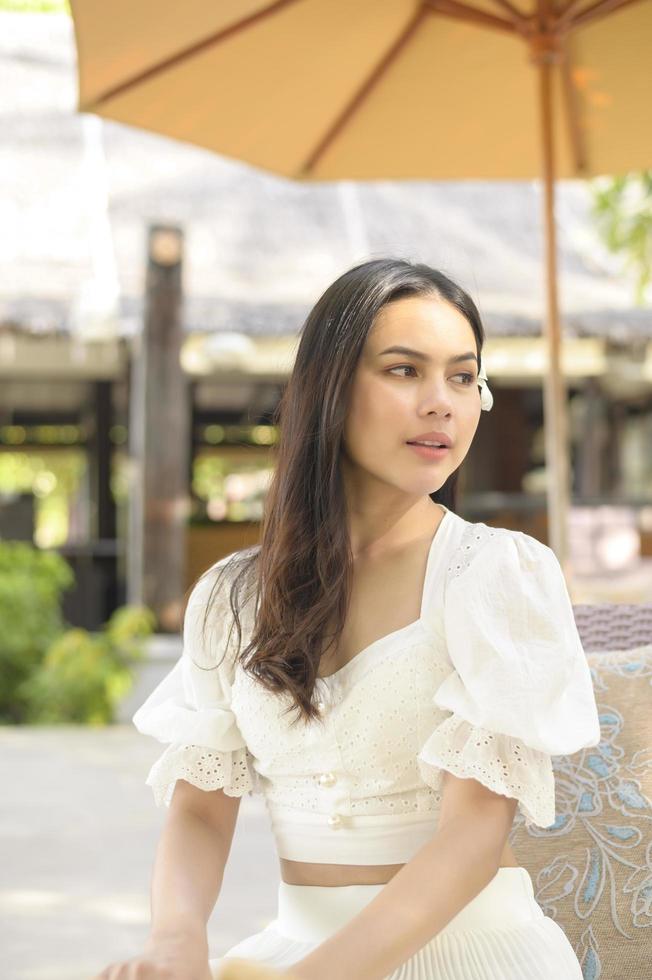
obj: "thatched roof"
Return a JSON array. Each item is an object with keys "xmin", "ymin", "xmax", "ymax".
[{"xmin": 1, "ymin": 11, "xmax": 649, "ymax": 343}]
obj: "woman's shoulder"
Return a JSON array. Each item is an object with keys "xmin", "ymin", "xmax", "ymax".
[
  {"xmin": 184, "ymin": 545, "xmax": 260, "ymax": 663},
  {"xmin": 444, "ymin": 511, "xmax": 556, "ymax": 583},
  {"xmin": 187, "ymin": 544, "xmax": 260, "ymax": 607}
]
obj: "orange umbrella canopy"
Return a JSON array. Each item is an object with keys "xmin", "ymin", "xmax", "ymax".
[
  {"xmin": 70, "ymin": 0, "xmax": 652, "ymax": 565},
  {"xmin": 72, "ymin": 0, "xmax": 651, "ymax": 181}
]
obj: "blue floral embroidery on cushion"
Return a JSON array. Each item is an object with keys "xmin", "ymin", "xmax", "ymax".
[{"xmin": 578, "ymin": 927, "xmax": 602, "ymax": 980}]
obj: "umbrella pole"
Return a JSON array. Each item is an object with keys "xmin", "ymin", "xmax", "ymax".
[{"xmin": 537, "ymin": 52, "xmax": 571, "ymax": 574}]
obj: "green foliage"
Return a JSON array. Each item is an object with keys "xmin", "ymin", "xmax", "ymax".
[
  {"xmin": 0, "ymin": 449, "xmax": 87, "ymax": 548},
  {"xmin": 18, "ymin": 605, "xmax": 156, "ymax": 725},
  {"xmin": 590, "ymin": 171, "xmax": 652, "ymax": 305},
  {"xmin": 0, "ymin": 540, "xmax": 156, "ymax": 725},
  {"xmin": 0, "ymin": 1, "xmax": 71, "ymax": 12},
  {"xmin": 0, "ymin": 541, "xmax": 74, "ymax": 722}
]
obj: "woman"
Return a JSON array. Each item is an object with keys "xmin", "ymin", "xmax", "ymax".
[{"xmin": 98, "ymin": 259, "xmax": 600, "ymax": 980}]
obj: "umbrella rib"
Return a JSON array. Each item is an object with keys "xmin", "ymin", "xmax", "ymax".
[
  {"xmin": 81, "ymin": 0, "xmax": 304, "ymax": 109},
  {"xmin": 479, "ymin": 0, "xmax": 530, "ymax": 24},
  {"xmin": 559, "ymin": 35, "xmax": 588, "ymax": 175},
  {"xmin": 556, "ymin": 0, "xmax": 589, "ymax": 17},
  {"xmin": 423, "ymin": 0, "xmax": 521, "ymax": 34},
  {"xmin": 299, "ymin": 4, "xmax": 431, "ymax": 176},
  {"xmin": 558, "ymin": 0, "xmax": 645, "ymax": 30},
  {"xmin": 299, "ymin": 0, "xmax": 520, "ymax": 176}
]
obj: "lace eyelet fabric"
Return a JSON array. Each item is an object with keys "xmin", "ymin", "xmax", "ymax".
[
  {"xmin": 145, "ymin": 743, "xmax": 259, "ymax": 807},
  {"xmin": 417, "ymin": 714, "xmax": 556, "ymax": 828},
  {"xmin": 232, "ymin": 643, "xmax": 448, "ymax": 824},
  {"xmin": 445, "ymin": 521, "xmax": 499, "ymax": 580}
]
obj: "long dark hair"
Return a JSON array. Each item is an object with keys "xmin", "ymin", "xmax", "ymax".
[{"xmin": 198, "ymin": 258, "xmax": 486, "ymax": 725}]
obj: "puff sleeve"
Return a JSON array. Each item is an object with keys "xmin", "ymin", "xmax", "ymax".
[
  {"xmin": 132, "ymin": 554, "xmax": 259, "ymax": 807},
  {"xmin": 417, "ymin": 527, "xmax": 601, "ymax": 828}
]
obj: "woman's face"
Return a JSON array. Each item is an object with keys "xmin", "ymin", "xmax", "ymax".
[{"xmin": 341, "ymin": 294, "xmax": 482, "ymax": 498}]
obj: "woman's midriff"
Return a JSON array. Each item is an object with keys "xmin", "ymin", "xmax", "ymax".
[{"xmin": 280, "ymin": 841, "xmax": 520, "ymax": 886}]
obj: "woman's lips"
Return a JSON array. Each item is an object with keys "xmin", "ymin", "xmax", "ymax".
[{"xmin": 406, "ymin": 443, "xmax": 450, "ymax": 461}]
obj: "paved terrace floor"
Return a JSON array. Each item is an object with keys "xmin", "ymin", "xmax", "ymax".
[{"xmin": 1, "ymin": 725, "xmax": 280, "ymax": 980}]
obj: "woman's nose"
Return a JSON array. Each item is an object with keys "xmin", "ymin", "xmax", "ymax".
[{"xmin": 419, "ymin": 381, "xmax": 453, "ymax": 416}]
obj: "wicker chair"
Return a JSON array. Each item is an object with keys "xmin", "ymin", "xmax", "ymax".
[
  {"xmin": 508, "ymin": 601, "xmax": 652, "ymax": 980},
  {"xmin": 572, "ymin": 602, "xmax": 652, "ymax": 652}
]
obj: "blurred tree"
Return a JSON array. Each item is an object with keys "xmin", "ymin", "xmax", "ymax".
[
  {"xmin": 591, "ymin": 170, "xmax": 652, "ymax": 305},
  {"xmin": 19, "ymin": 605, "xmax": 156, "ymax": 725},
  {"xmin": 0, "ymin": 542, "xmax": 73, "ymax": 722}
]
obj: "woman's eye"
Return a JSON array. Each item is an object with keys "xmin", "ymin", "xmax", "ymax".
[
  {"xmin": 388, "ymin": 367, "xmax": 476, "ymax": 384},
  {"xmin": 387, "ymin": 365, "xmax": 417, "ymax": 377}
]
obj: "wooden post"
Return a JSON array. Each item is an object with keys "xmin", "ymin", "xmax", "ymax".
[
  {"xmin": 535, "ymin": 10, "xmax": 571, "ymax": 572},
  {"xmin": 576, "ymin": 378, "xmax": 607, "ymax": 499},
  {"xmin": 127, "ymin": 225, "xmax": 189, "ymax": 630},
  {"xmin": 88, "ymin": 379, "xmax": 118, "ymax": 620},
  {"xmin": 92, "ymin": 380, "xmax": 116, "ymax": 542}
]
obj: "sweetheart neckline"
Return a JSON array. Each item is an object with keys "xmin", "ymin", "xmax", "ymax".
[{"xmin": 316, "ymin": 506, "xmax": 454, "ymax": 683}]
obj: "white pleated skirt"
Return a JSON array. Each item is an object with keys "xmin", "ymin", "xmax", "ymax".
[{"xmin": 209, "ymin": 867, "xmax": 583, "ymax": 979}]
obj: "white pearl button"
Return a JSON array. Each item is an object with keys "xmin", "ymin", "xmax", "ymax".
[
  {"xmin": 327, "ymin": 814, "xmax": 342, "ymax": 828},
  {"xmin": 318, "ymin": 771, "xmax": 337, "ymax": 787},
  {"xmin": 315, "ymin": 700, "xmax": 327, "ymax": 713}
]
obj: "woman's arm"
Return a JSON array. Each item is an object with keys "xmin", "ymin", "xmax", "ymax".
[
  {"xmin": 93, "ymin": 781, "xmax": 242, "ymax": 979},
  {"xmin": 289, "ymin": 773, "xmax": 518, "ymax": 980},
  {"xmin": 148, "ymin": 779, "xmax": 242, "ymax": 943}
]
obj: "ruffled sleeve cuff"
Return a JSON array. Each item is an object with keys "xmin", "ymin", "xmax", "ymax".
[
  {"xmin": 144, "ymin": 743, "xmax": 259, "ymax": 808},
  {"xmin": 417, "ymin": 713, "xmax": 556, "ymax": 828},
  {"xmin": 133, "ymin": 660, "xmax": 261, "ymax": 807}
]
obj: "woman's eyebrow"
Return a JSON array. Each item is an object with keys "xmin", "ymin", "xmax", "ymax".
[{"xmin": 377, "ymin": 346, "xmax": 478, "ymax": 366}]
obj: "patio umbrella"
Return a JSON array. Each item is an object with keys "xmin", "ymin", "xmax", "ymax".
[{"xmin": 70, "ymin": 0, "xmax": 652, "ymax": 568}]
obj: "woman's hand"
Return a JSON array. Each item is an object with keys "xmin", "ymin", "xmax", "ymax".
[
  {"xmin": 92, "ymin": 931, "xmax": 213, "ymax": 979},
  {"xmin": 215, "ymin": 959, "xmax": 303, "ymax": 980}
]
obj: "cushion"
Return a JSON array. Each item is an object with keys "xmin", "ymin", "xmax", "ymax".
[{"xmin": 510, "ymin": 644, "xmax": 652, "ymax": 980}]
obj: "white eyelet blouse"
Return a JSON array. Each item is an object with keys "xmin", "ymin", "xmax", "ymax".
[{"xmin": 132, "ymin": 507, "xmax": 601, "ymax": 865}]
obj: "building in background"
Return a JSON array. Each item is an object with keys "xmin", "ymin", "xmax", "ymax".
[{"xmin": 1, "ymin": 11, "xmax": 651, "ymax": 627}]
